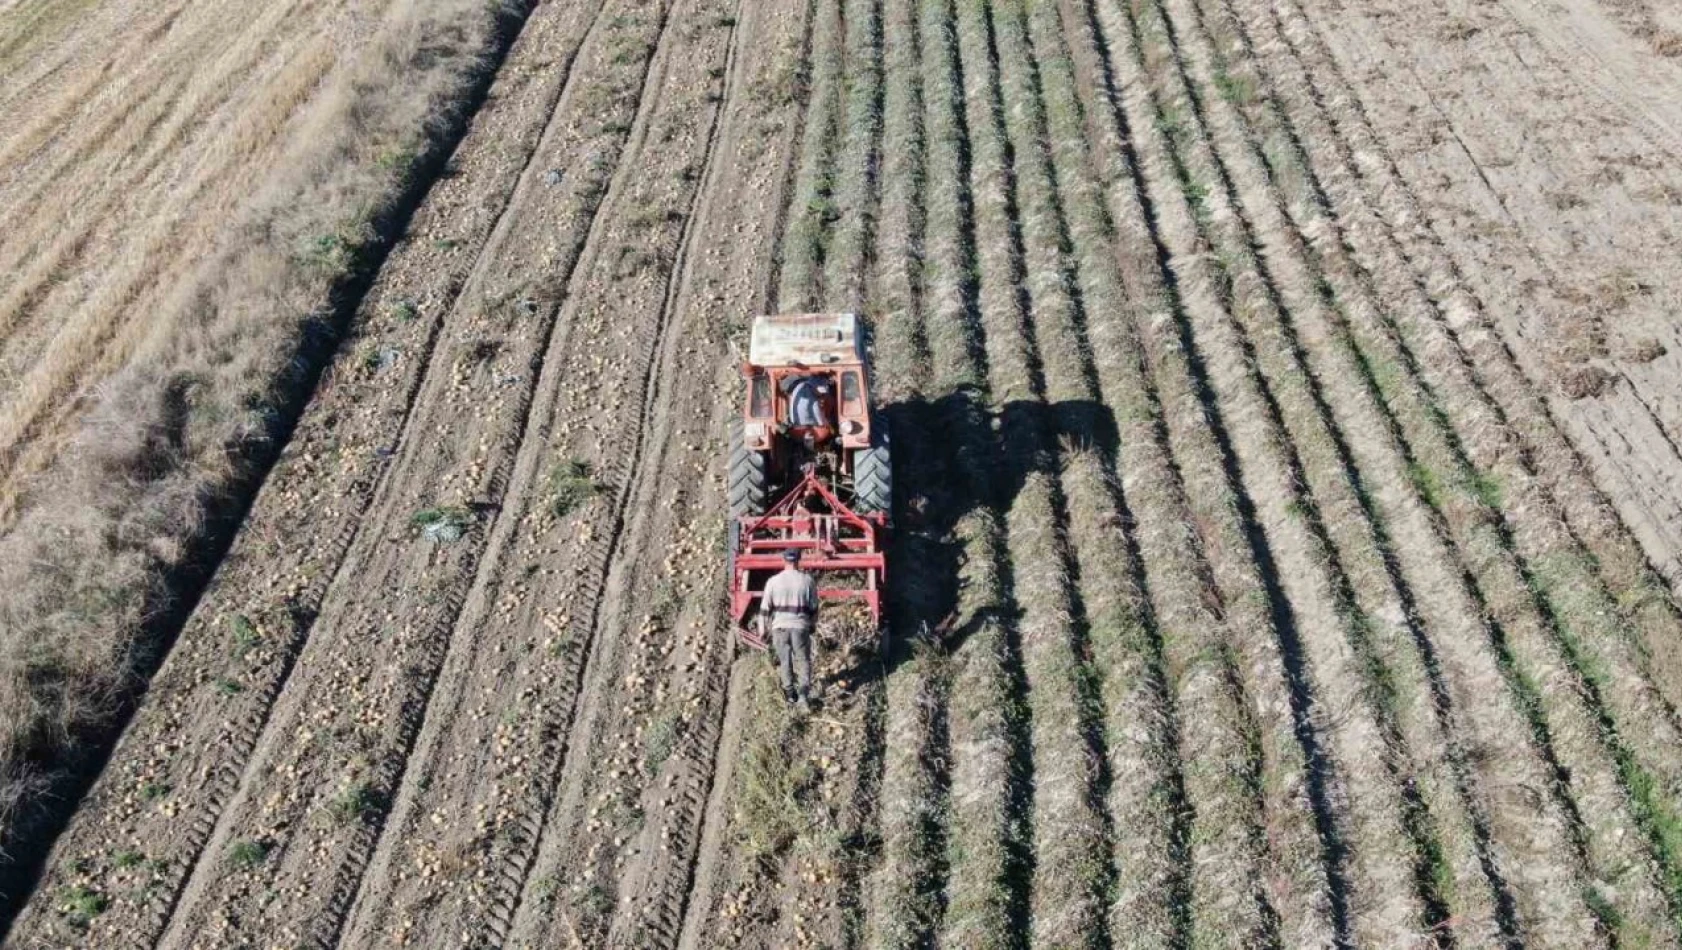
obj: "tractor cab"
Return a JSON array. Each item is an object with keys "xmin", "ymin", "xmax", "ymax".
[
  {"xmin": 740, "ymin": 314, "xmax": 876, "ymax": 457},
  {"xmin": 728, "ymin": 314, "xmax": 891, "ymax": 649}
]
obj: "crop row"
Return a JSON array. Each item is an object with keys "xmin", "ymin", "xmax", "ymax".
[{"xmin": 843, "ymin": 0, "xmax": 1682, "ymax": 947}]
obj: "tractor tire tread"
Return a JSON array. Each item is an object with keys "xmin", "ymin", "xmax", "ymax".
[
  {"xmin": 853, "ymin": 421, "xmax": 892, "ymax": 516},
  {"xmin": 728, "ymin": 423, "xmax": 768, "ymax": 518}
]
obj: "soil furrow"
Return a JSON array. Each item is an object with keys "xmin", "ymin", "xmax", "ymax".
[
  {"xmin": 137, "ymin": 4, "xmax": 684, "ymax": 945},
  {"xmin": 1058, "ymin": 0, "xmax": 1295, "ymax": 944},
  {"xmin": 1084, "ymin": 0, "xmax": 1355, "ymax": 944},
  {"xmin": 1031, "ymin": 2, "xmax": 1193, "ymax": 944},
  {"xmin": 1202, "ymin": 0, "xmax": 1682, "ymax": 935},
  {"xmin": 982, "ymin": 3, "xmax": 1136, "ymax": 945},
  {"xmin": 1287, "ymin": 0, "xmax": 1682, "ymax": 601},
  {"xmin": 1190, "ymin": 0, "xmax": 1659, "ymax": 941},
  {"xmin": 1156, "ymin": 0, "xmax": 1525, "ymax": 942},
  {"xmin": 334, "ymin": 3, "xmax": 745, "ymax": 946},
  {"xmin": 937, "ymin": 1, "xmax": 1049, "ymax": 944},
  {"xmin": 776, "ymin": 0, "xmax": 848, "ymax": 312},
  {"xmin": 822, "ymin": 0, "xmax": 884, "ymax": 312},
  {"xmin": 1206, "ymin": 0, "xmax": 1682, "ymax": 939},
  {"xmin": 1222, "ymin": 0, "xmax": 1682, "ymax": 918},
  {"xmin": 860, "ymin": 0, "xmax": 965, "ymax": 942},
  {"xmin": 1143, "ymin": 0, "xmax": 1547, "ymax": 934},
  {"xmin": 1264, "ymin": 0, "xmax": 1682, "ymax": 735},
  {"xmin": 666, "ymin": 7, "xmax": 822, "ymax": 947},
  {"xmin": 0, "ymin": 1, "xmax": 612, "ymax": 941},
  {"xmin": 1124, "ymin": 0, "xmax": 1463, "ymax": 939},
  {"xmin": 837, "ymin": 0, "xmax": 922, "ymax": 942},
  {"xmin": 819, "ymin": 1, "xmax": 892, "ymax": 928},
  {"xmin": 582, "ymin": 6, "xmax": 799, "ymax": 942}
]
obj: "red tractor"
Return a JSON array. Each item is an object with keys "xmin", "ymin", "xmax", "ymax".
[{"xmin": 727, "ymin": 313, "xmax": 891, "ymax": 649}]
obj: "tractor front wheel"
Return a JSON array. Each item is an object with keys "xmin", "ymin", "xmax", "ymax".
[
  {"xmin": 728, "ymin": 423, "xmax": 768, "ymax": 518},
  {"xmin": 852, "ymin": 420, "xmax": 892, "ymax": 518}
]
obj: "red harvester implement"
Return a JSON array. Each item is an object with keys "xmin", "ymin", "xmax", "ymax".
[{"xmin": 726, "ymin": 313, "xmax": 892, "ymax": 649}]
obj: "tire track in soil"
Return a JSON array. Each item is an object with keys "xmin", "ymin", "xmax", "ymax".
[
  {"xmin": 548, "ymin": 3, "xmax": 810, "ymax": 941},
  {"xmin": 134, "ymin": 3, "xmax": 682, "ymax": 945},
  {"xmin": 671, "ymin": 0, "xmax": 904, "ymax": 945},
  {"xmin": 1, "ymin": 1, "xmax": 610, "ymax": 943},
  {"xmin": 667, "ymin": 6, "xmax": 822, "ymax": 949},
  {"xmin": 330, "ymin": 1, "xmax": 747, "ymax": 944},
  {"xmin": 511, "ymin": 2, "xmax": 757, "ymax": 936}
]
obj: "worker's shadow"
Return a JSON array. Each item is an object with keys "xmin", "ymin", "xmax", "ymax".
[{"xmin": 841, "ymin": 388, "xmax": 1125, "ymax": 684}]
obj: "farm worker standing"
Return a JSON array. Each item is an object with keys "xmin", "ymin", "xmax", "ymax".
[{"xmin": 762, "ymin": 548, "xmax": 818, "ymax": 710}]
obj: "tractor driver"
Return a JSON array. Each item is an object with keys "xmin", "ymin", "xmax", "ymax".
[
  {"xmin": 762, "ymin": 548, "xmax": 818, "ymax": 711},
  {"xmin": 781, "ymin": 374, "xmax": 831, "ymax": 429}
]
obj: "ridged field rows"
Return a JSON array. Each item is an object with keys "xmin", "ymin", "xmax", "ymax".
[
  {"xmin": 823, "ymin": 0, "xmax": 883, "ymax": 312},
  {"xmin": 988, "ymin": 0, "xmax": 1145, "ymax": 944},
  {"xmin": 1131, "ymin": 0, "xmax": 1523, "ymax": 942},
  {"xmin": 1177, "ymin": 0, "xmax": 1682, "ymax": 941},
  {"xmin": 1026, "ymin": 2, "xmax": 1198, "ymax": 939},
  {"xmin": 1077, "ymin": 0, "xmax": 1361, "ymax": 944},
  {"xmin": 1036, "ymin": 1, "xmax": 1281, "ymax": 946},
  {"xmin": 860, "ymin": 0, "xmax": 950, "ymax": 943},
  {"xmin": 21, "ymin": 0, "xmax": 1682, "ymax": 942},
  {"xmin": 0, "ymin": 0, "xmax": 369, "ymax": 508},
  {"xmin": 819, "ymin": 0, "xmax": 892, "ymax": 940},
  {"xmin": 1144, "ymin": 0, "xmax": 1682, "ymax": 940},
  {"xmin": 1115, "ymin": 0, "xmax": 1521, "ymax": 940},
  {"xmin": 777, "ymin": 0, "xmax": 846, "ymax": 312},
  {"xmin": 937, "ymin": 0, "xmax": 1052, "ymax": 943},
  {"xmin": 1206, "ymin": 0, "xmax": 1682, "ymax": 929},
  {"xmin": 862, "ymin": 0, "xmax": 963, "ymax": 942}
]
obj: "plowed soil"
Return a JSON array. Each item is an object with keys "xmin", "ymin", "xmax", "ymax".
[{"xmin": 10, "ymin": 0, "xmax": 1682, "ymax": 946}]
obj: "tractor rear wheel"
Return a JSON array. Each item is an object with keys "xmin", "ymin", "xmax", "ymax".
[
  {"xmin": 852, "ymin": 420, "xmax": 892, "ymax": 517},
  {"xmin": 728, "ymin": 423, "xmax": 768, "ymax": 518}
]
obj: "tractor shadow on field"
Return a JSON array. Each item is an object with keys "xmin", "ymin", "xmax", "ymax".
[
  {"xmin": 869, "ymin": 384, "xmax": 1356, "ymax": 943},
  {"xmin": 870, "ymin": 390, "xmax": 1124, "ymax": 670},
  {"xmin": 821, "ymin": 390, "xmax": 1128, "ymax": 940}
]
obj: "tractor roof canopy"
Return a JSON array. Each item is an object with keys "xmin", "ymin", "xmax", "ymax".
[{"xmin": 748, "ymin": 313, "xmax": 865, "ymax": 368}]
